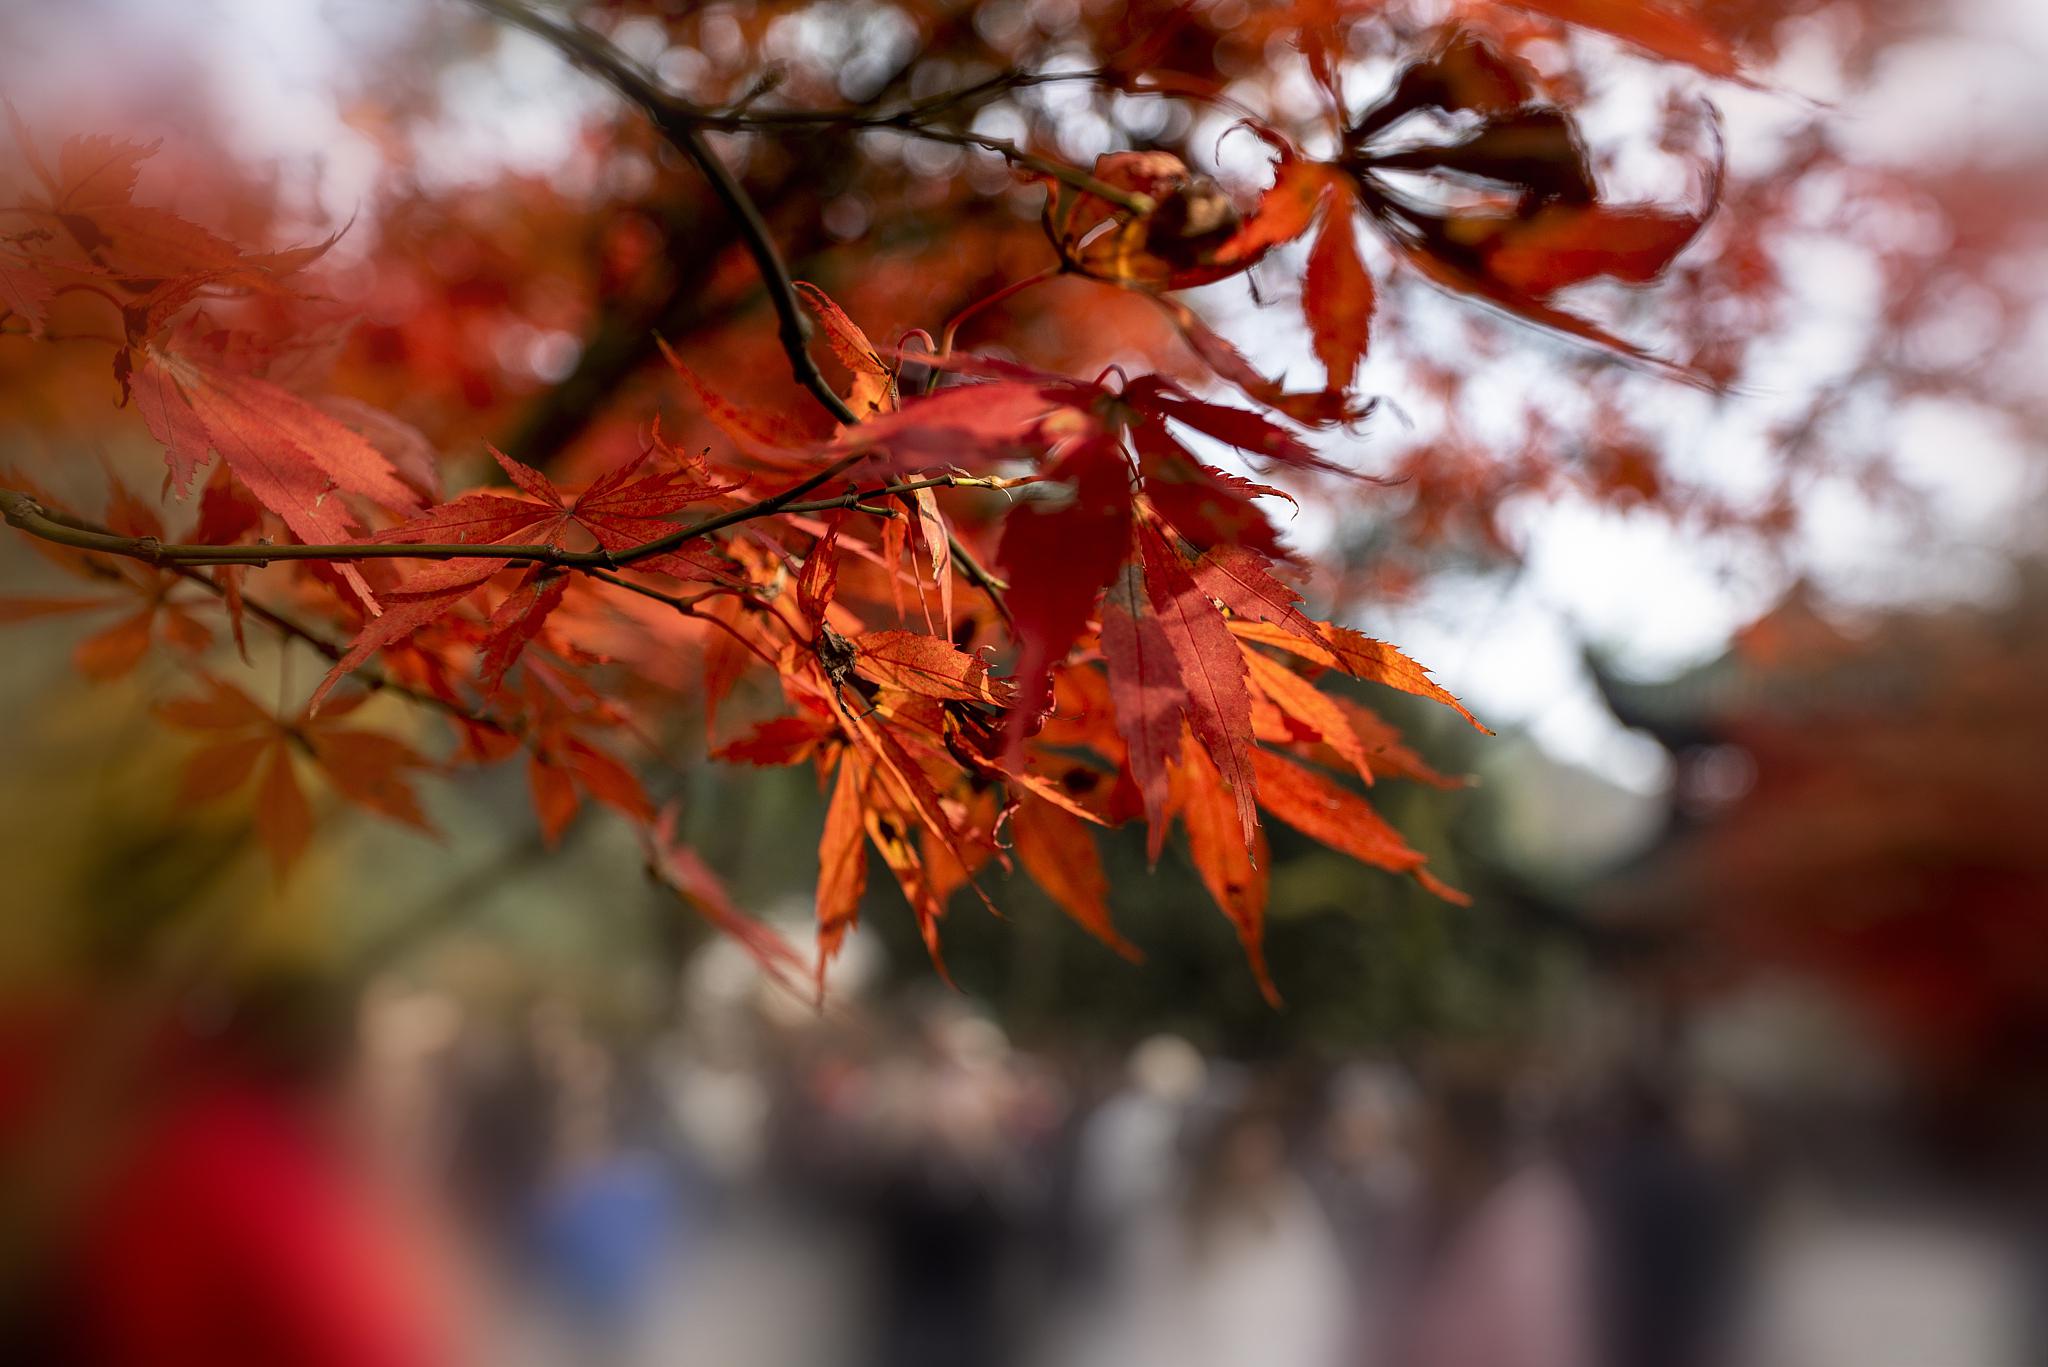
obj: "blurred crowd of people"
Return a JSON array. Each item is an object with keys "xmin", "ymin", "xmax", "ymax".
[
  {"xmin": 343, "ymin": 951, "xmax": 1823, "ymax": 1367},
  {"xmin": 12, "ymin": 937, "xmax": 2036, "ymax": 1367}
]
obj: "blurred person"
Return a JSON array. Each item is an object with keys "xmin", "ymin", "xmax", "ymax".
[
  {"xmin": 350, "ymin": 982, "xmax": 466, "ymax": 1200},
  {"xmin": 1402, "ymin": 1069, "xmax": 1755, "ymax": 1367},
  {"xmin": 0, "ymin": 977, "xmax": 456, "ymax": 1367},
  {"xmin": 1307, "ymin": 1064, "xmax": 1425, "ymax": 1364},
  {"xmin": 1079, "ymin": 1103, "xmax": 1349, "ymax": 1367},
  {"xmin": 1069, "ymin": 1034, "xmax": 1207, "ymax": 1269},
  {"xmin": 443, "ymin": 1007, "xmax": 552, "ymax": 1254},
  {"xmin": 1570, "ymin": 1074, "xmax": 1752, "ymax": 1367},
  {"xmin": 655, "ymin": 1010, "xmax": 772, "ymax": 1193},
  {"xmin": 864, "ymin": 1002, "xmax": 1034, "ymax": 1367},
  {"xmin": 520, "ymin": 1006, "xmax": 680, "ymax": 1367},
  {"xmin": 1403, "ymin": 1152, "xmax": 1596, "ymax": 1367}
]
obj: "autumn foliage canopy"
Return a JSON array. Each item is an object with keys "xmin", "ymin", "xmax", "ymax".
[{"xmin": 0, "ymin": 0, "xmax": 1800, "ymax": 998}]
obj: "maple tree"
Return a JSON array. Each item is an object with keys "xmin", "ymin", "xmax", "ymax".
[
  {"xmin": 0, "ymin": 0, "xmax": 2013, "ymax": 1003},
  {"xmin": 1598, "ymin": 581, "xmax": 2048, "ymax": 1087}
]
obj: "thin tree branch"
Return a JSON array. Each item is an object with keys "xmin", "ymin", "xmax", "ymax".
[
  {"xmin": 469, "ymin": 1, "xmax": 1152, "ymax": 216},
  {"xmin": 163, "ymin": 564, "xmax": 510, "ymax": 733},
  {"xmin": 946, "ymin": 531, "xmax": 1014, "ymax": 628},
  {"xmin": 470, "ymin": 0, "xmax": 861, "ymax": 425},
  {"xmin": 2, "ymin": 468, "xmax": 1027, "ymax": 576},
  {"xmin": 588, "ymin": 571, "xmax": 787, "ymax": 671},
  {"xmin": 0, "ymin": 493, "xmax": 517, "ymax": 731},
  {"xmin": 669, "ymin": 117, "xmax": 858, "ymax": 425},
  {"xmin": 467, "ymin": 0, "xmax": 1149, "ymax": 613},
  {"xmin": 939, "ymin": 265, "xmax": 1063, "ymax": 358},
  {"xmin": 713, "ymin": 68, "xmax": 1114, "ymax": 129},
  {"xmin": 494, "ymin": 11, "xmax": 977, "ymax": 471}
]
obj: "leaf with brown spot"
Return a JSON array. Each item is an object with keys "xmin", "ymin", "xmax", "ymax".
[{"xmin": 855, "ymin": 629, "xmax": 1014, "ymax": 706}]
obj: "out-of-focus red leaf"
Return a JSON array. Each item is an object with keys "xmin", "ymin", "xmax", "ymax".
[
  {"xmin": 0, "ymin": 255, "xmax": 53, "ymax": 334},
  {"xmin": 477, "ymin": 571, "xmax": 566, "ymax": 691},
  {"xmin": 304, "ymin": 729, "xmax": 437, "ymax": 832},
  {"xmin": 1503, "ymin": 0, "xmax": 1747, "ymax": 80},
  {"xmin": 1475, "ymin": 202, "xmax": 1710, "ymax": 297},
  {"xmin": 701, "ymin": 595, "xmax": 754, "ymax": 736},
  {"xmin": 1350, "ymin": 29, "xmax": 1541, "ymax": 142},
  {"xmin": 1157, "ymin": 297, "xmax": 1367, "ymax": 428},
  {"xmin": 0, "ymin": 597, "xmax": 108, "ymax": 623},
  {"xmin": 647, "ymin": 807, "xmax": 809, "ymax": 994},
  {"xmin": 528, "ymin": 735, "xmax": 652, "ymax": 847},
  {"xmin": 714, "ymin": 714, "xmax": 834, "ymax": 766},
  {"xmin": 74, "ymin": 610, "xmax": 157, "ymax": 679},
  {"xmin": 659, "ymin": 340, "xmax": 814, "ymax": 460},
  {"xmin": 256, "ymin": 747, "xmax": 313, "ymax": 878},
  {"xmin": 1304, "ymin": 207, "xmax": 1374, "ymax": 390},
  {"xmin": 157, "ymin": 676, "xmax": 436, "ymax": 876}
]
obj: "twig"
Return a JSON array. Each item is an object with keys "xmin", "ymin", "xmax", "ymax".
[
  {"xmin": 716, "ymin": 69, "xmax": 1113, "ymax": 129},
  {"xmin": 886, "ymin": 126, "xmax": 1148, "ymax": 210},
  {"xmin": 470, "ymin": 0, "xmax": 860, "ymax": 425},
  {"xmin": 0, "ymin": 495, "xmax": 514, "ymax": 730},
  {"xmin": 0, "ymin": 466, "xmax": 1032, "ymax": 577},
  {"xmin": 163, "ymin": 564, "xmax": 509, "ymax": 733},
  {"xmin": 493, "ymin": 15, "xmax": 974, "ymax": 471},
  {"xmin": 939, "ymin": 266, "xmax": 1062, "ymax": 358},
  {"xmin": 469, "ymin": 1, "xmax": 1152, "ymax": 222},
  {"xmin": 946, "ymin": 531, "xmax": 1014, "ymax": 628}
]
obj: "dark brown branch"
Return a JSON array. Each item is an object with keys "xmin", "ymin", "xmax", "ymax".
[
  {"xmin": 0, "ymin": 467, "xmax": 1031, "ymax": 574},
  {"xmin": 162, "ymin": 568, "xmax": 512, "ymax": 734},
  {"xmin": 470, "ymin": 0, "xmax": 861, "ymax": 426},
  {"xmin": 469, "ymin": 1, "xmax": 1151, "ymax": 215},
  {"xmin": 668, "ymin": 117, "xmax": 858, "ymax": 425},
  {"xmin": 493, "ymin": 8, "xmax": 977, "ymax": 470},
  {"xmin": 945, "ymin": 531, "xmax": 1015, "ymax": 629},
  {"xmin": 709, "ymin": 68, "xmax": 1113, "ymax": 129},
  {"xmin": 0, "ymin": 496, "xmax": 515, "ymax": 732},
  {"xmin": 496, "ymin": 169, "xmax": 820, "ymax": 470}
]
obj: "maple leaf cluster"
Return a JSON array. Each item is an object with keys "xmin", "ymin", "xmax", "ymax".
[{"xmin": 0, "ymin": 0, "xmax": 1775, "ymax": 1000}]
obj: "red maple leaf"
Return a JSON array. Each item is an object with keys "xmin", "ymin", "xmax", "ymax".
[{"xmin": 156, "ymin": 676, "xmax": 437, "ymax": 877}]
